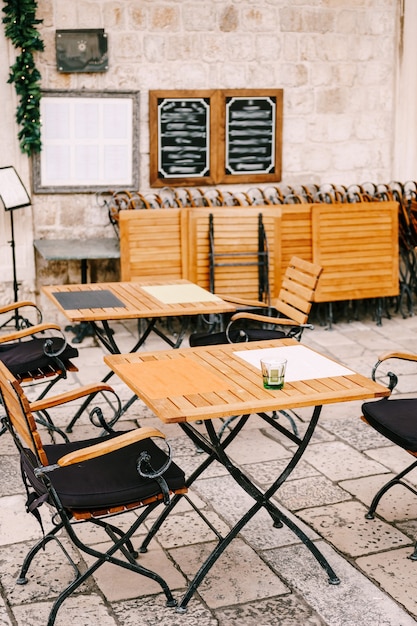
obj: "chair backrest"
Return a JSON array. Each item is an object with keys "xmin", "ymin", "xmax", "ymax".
[
  {"xmin": 0, "ymin": 360, "xmax": 48, "ymax": 465},
  {"xmin": 273, "ymin": 256, "xmax": 322, "ymax": 324}
]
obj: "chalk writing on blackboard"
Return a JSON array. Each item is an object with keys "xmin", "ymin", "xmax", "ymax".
[
  {"xmin": 157, "ymin": 98, "xmax": 210, "ymax": 178},
  {"xmin": 225, "ymin": 97, "xmax": 276, "ymax": 175}
]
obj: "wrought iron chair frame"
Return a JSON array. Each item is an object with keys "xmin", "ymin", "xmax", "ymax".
[
  {"xmin": 362, "ymin": 350, "xmax": 417, "ymax": 559},
  {"xmin": 0, "ymin": 360, "xmax": 187, "ymax": 625}
]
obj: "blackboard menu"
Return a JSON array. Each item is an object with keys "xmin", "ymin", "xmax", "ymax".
[
  {"xmin": 225, "ymin": 96, "xmax": 276, "ymax": 175},
  {"xmin": 149, "ymin": 89, "xmax": 283, "ymax": 187},
  {"xmin": 157, "ymin": 97, "xmax": 210, "ymax": 179}
]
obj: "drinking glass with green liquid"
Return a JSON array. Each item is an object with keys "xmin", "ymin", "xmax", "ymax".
[{"xmin": 260, "ymin": 358, "xmax": 287, "ymax": 389}]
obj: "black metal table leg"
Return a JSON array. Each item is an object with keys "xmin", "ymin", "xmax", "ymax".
[
  {"xmin": 139, "ymin": 404, "xmax": 340, "ymax": 613},
  {"xmin": 176, "ymin": 406, "xmax": 339, "ymax": 612}
]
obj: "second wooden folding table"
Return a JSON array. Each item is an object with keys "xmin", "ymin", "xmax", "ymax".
[
  {"xmin": 42, "ymin": 279, "xmax": 236, "ymax": 430},
  {"xmin": 42, "ymin": 279, "xmax": 236, "ymax": 353}
]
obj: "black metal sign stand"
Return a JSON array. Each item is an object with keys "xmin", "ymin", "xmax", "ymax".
[{"xmin": 0, "ymin": 166, "xmax": 32, "ymax": 330}]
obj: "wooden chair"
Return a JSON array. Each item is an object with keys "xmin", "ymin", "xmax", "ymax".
[
  {"xmin": 0, "ymin": 302, "xmax": 80, "ymax": 437},
  {"xmin": 362, "ymin": 351, "xmax": 417, "ymax": 559},
  {"xmin": 0, "ymin": 302, "xmax": 79, "ymax": 386},
  {"xmin": 189, "ymin": 256, "xmax": 322, "ymax": 346},
  {"xmin": 0, "ymin": 360, "xmax": 187, "ymax": 626}
]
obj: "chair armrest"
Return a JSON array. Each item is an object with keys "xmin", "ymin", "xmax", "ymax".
[
  {"xmin": 0, "ymin": 323, "xmax": 62, "ymax": 344},
  {"xmin": 57, "ymin": 427, "xmax": 166, "ymax": 467},
  {"xmin": 0, "ymin": 301, "xmax": 42, "ymax": 327},
  {"xmin": 30, "ymin": 383, "xmax": 115, "ymax": 412},
  {"xmin": 371, "ymin": 351, "xmax": 417, "ymax": 391},
  {"xmin": 215, "ymin": 294, "xmax": 269, "ymax": 308},
  {"xmin": 0, "ymin": 300, "xmax": 38, "ymax": 315},
  {"xmin": 376, "ymin": 351, "xmax": 417, "ymax": 363},
  {"xmin": 230, "ymin": 312, "xmax": 300, "ymax": 326}
]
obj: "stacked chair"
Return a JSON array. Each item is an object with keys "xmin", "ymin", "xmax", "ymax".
[{"xmin": 99, "ymin": 179, "xmax": 417, "ymax": 322}]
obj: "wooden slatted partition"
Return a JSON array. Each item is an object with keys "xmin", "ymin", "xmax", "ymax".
[
  {"xmin": 280, "ymin": 205, "xmax": 314, "ymax": 275},
  {"xmin": 118, "ymin": 201, "xmax": 399, "ymax": 308},
  {"xmin": 119, "ymin": 209, "xmax": 188, "ymax": 281},
  {"xmin": 187, "ymin": 207, "xmax": 282, "ymax": 300},
  {"xmin": 311, "ymin": 201, "xmax": 399, "ymax": 302}
]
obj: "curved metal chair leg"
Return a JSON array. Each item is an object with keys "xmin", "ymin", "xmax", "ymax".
[
  {"xmin": 46, "ymin": 550, "xmax": 177, "ymax": 626},
  {"xmin": 365, "ymin": 459, "xmax": 417, "ymax": 519},
  {"xmin": 17, "ymin": 522, "xmax": 80, "ymax": 585},
  {"xmin": 408, "ymin": 543, "xmax": 417, "ymax": 561}
]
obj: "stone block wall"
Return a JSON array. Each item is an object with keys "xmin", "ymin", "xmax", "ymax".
[
  {"xmin": 0, "ymin": 0, "xmax": 403, "ymax": 304},
  {"xmin": 30, "ymin": 0, "xmax": 399, "ymax": 237}
]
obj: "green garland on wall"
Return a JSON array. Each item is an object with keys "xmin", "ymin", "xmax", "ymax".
[{"xmin": 2, "ymin": 0, "xmax": 44, "ymax": 155}]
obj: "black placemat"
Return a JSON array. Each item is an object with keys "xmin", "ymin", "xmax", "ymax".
[{"xmin": 52, "ymin": 289, "xmax": 126, "ymax": 310}]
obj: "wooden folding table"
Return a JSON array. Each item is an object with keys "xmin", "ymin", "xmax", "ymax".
[
  {"xmin": 104, "ymin": 337, "xmax": 389, "ymax": 611},
  {"xmin": 42, "ymin": 279, "xmax": 236, "ymax": 430},
  {"xmin": 42, "ymin": 279, "xmax": 236, "ymax": 353}
]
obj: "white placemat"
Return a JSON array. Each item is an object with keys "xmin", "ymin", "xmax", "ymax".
[
  {"xmin": 233, "ymin": 344, "xmax": 354, "ymax": 382},
  {"xmin": 141, "ymin": 284, "xmax": 222, "ymax": 304}
]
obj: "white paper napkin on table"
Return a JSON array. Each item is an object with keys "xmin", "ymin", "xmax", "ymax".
[{"xmin": 233, "ymin": 344, "xmax": 354, "ymax": 382}]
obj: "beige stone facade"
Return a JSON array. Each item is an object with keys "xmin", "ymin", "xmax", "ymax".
[{"xmin": 0, "ymin": 0, "xmax": 415, "ymax": 306}]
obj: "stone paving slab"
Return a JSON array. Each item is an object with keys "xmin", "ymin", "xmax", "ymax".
[
  {"xmin": 12, "ymin": 596, "xmax": 120, "ymax": 626},
  {"xmin": 244, "ymin": 457, "xmax": 320, "ymax": 485},
  {"xmin": 365, "ymin": 444, "xmax": 416, "ymax": 476},
  {"xmin": 265, "ymin": 540, "xmax": 417, "ymax": 626},
  {"xmin": 356, "ymin": 547, "xmax": 417, "ymax": 618},
  {"xmin": 317, "ymin": 413, "xmax": 391, "ymax": 451},
  {"xmin": 191, "ymin": 473, "xmax": 320, "ymax": 547},
  {"xmin": 171, "ymin": 538, "xmax": 289, "ymax": 608},
  {"xmin": 303, "ymin": 440, "xmax": 388, "ymax": 481},
  {"xmin": 112, "ymin": 595, "xmax": 218, "ymax": 626},
  {"xmin": 144, "ymin": 507, "xmax": 231, "ymax": 550},
  {"xmin": 340, "ymin": 473, "xmax": 417, "ymax": 522},
  {"xmin": 0, "ymin": 598, "xmax": 10, "ymax": 626},
  {"xmin": 0, "ymin": 495, "xmax": 49, "ymax": 546},
  {"xmin": 2, "ymin": 315, "xmax": 417, "ymax": 624},
  {"xmin": 298, "ymin": 500, "xmax": 412, "ymax": 557},
  {"xmin": 0, "ymin": 458, "xmax": 25, "ymax": 497},
  {"xmin": 214, "ymin": 594, "xmax": 327, "ymax": 626},
  {"xmin": 1, "ymin": 535, "xmax": 88, "ymax": 596},
  {"xmin": 84, "ymin": 541, "xmax": 187, "ymax": 601},
  {"xmin": 275, "ymin": 475, "xmax": 352, "ymax": 511}
]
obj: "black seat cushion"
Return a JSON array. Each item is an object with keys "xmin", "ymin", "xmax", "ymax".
[
  {"xmin": 362, "ymin": 398, "xmax": 417, "ymax": 452},
  {"xmin": 22, "ymin": 431, "xmax": 186, "ymax": 510},
  {"xmin": 0, "ymin": 337, "xmax": 78, "ymax": 376},
  {"xmin": 189, "ymin": 327, "xmax": 287, "ymax": 347}
]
